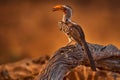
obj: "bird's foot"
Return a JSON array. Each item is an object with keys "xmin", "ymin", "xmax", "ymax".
[
  {"xmin": 66, "ymin": 41, "xmax": 73, "ymax": 46},
  {"xmin": 66, "ymin": 43, "xmax": 71, "ymax": 46}
]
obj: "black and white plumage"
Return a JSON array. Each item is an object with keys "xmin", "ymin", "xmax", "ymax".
[{"xmin": 53, "ymin": 5, "xmax": 96, "ymax": 71}]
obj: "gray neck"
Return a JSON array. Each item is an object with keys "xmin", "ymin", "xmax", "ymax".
[{"xmin": 62, "ymin": 10, "xmax": 72, "ymax": 22}]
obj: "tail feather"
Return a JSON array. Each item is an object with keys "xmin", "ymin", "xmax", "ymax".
[{"xmin": 80, "ymin": 40, "xmax": 96, "ymax": 71}]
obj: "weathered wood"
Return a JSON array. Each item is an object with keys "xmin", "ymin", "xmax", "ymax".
[{"xmin": 34, "ymin": 43, "xmax": 120, "ymax": 80}]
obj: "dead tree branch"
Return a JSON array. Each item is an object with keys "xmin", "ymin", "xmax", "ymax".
[{"xmin": 34, "ymin": 43, "xmax": 120, "ymax": 80}]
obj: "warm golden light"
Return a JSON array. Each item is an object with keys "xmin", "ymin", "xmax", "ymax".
[{"xmin": 0, "ymin": 0, "xmax": 120, "ymax": 63}]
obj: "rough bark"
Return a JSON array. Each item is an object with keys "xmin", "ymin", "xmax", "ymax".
[{"xmin": 34, "ymin": 43, "xmax": 120, "ymax": 80}]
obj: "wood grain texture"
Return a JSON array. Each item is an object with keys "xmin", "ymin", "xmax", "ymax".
[{"xmin": 34, "ymin": 43, "xmax": 120, "ymax": 80}]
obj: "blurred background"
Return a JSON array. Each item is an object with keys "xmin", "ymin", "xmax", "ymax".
[{"xmin": 0, "ymin": 0, "xmax": 120, "ymax": 64}]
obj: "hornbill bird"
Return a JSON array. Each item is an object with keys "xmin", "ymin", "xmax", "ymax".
[{"xmin": 52, "ymin": 5, "xmax": 96, "ymax": 71}]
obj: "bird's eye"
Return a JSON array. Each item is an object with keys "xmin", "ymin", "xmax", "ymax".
[
  {"xmin": 64, "ymin": 8, "xmax": 67, "ymax": 10},
  {"xmin": 63, "ymin": 9, "xmax": 67, "ymax": 13},
  {"xmin": 66, "ymin": 19, "xmax": 68, "ymax": 21}
]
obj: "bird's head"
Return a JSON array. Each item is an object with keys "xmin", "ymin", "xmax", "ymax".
[{"xmin": 52, "ymin": 5, "xmax": 72, "ymax": 14}]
